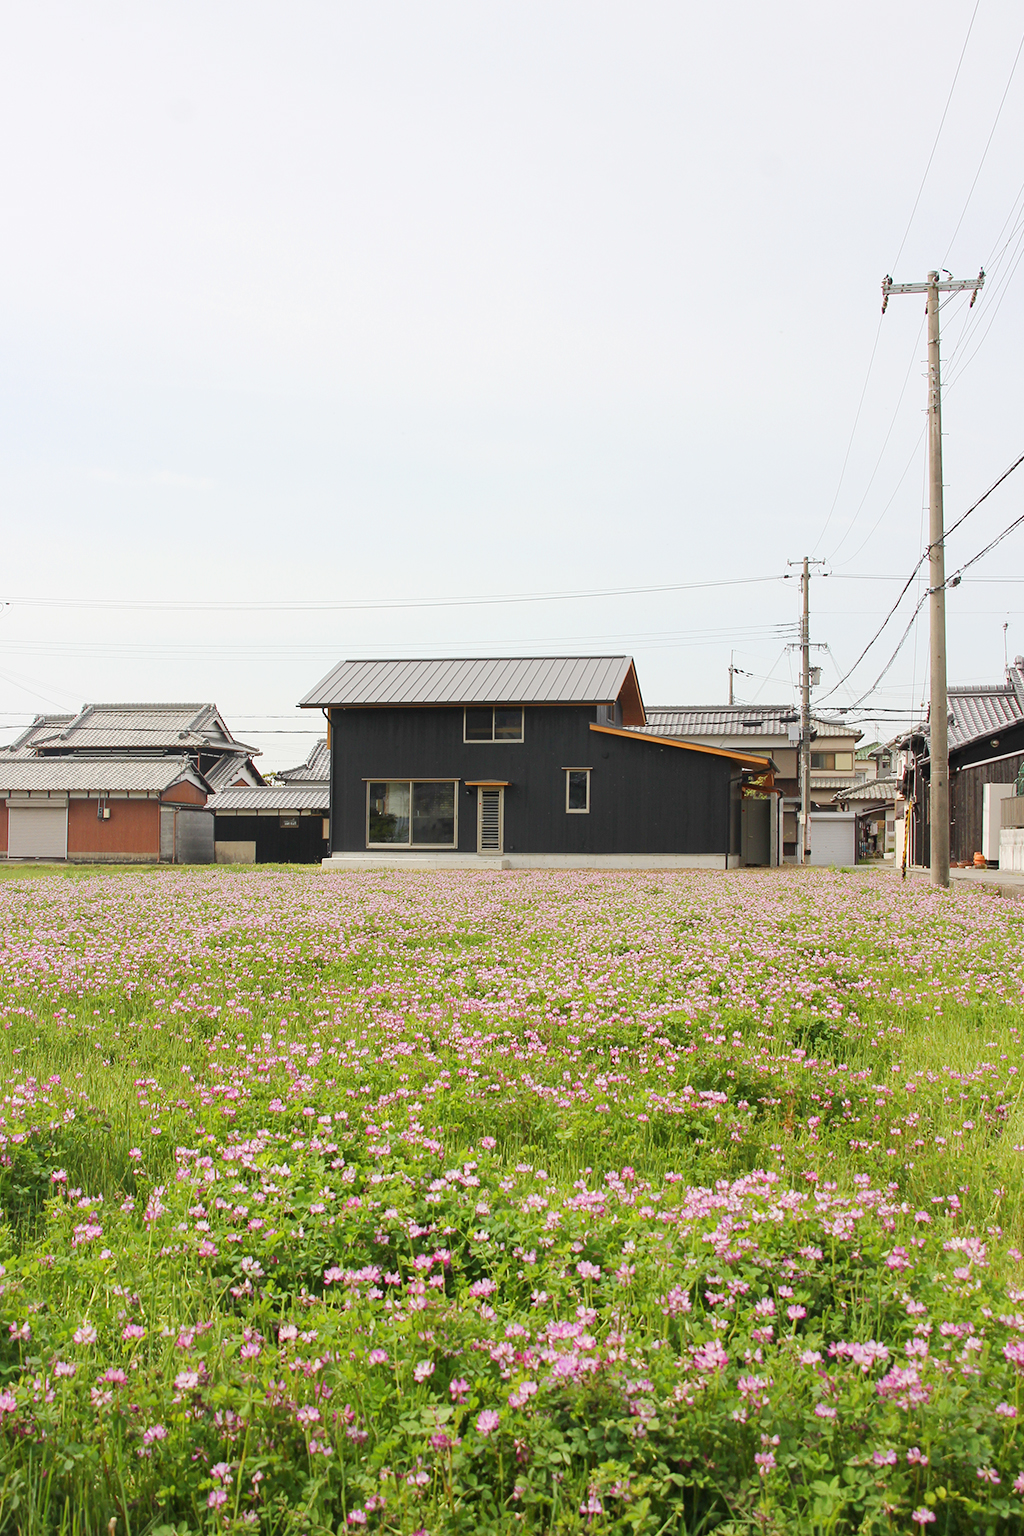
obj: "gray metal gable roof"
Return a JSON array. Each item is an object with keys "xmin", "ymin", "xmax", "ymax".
[
  {"xmin": 0, "ymin": 756, "xmax": 210, "ymax": 794},
  {"xmin": 300, "ymin": 656, "xmax": 638, "ymax": 709}
]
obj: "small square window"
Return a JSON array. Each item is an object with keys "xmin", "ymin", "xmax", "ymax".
[
  {"xmin": 493, "ymin": 708, "xmax": 524, "ymax": 741},
  {"xmin": 464, "ymin": 708, "xmax": 493, "ymax": 741},
  {"xmin": 566, "ymin": 769, "xmax": 590, "ymax": 813}
]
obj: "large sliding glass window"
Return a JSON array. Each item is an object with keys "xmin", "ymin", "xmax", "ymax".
[{"xmin": 367, "ymin": 781, "xmax": 457, "ymax": 847}]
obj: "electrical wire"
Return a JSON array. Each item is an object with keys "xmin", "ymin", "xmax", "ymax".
[
  {"xmin": 942, "ymin": 24, "xmax": 1024, "ymax": 265},
  {"xmin": 827, "ymin": 327, "xmax": 926, "ymax": 564},
  {"xmin": 815, "ymin": 449, "xmax": 1024, "ymax": 704},
  {"xmin": 834, "ymin": 426, "xmax": 926, "ymax": 570},
  {"xmin": 890, "ymin": 0, "xmax": 981, "ymax": 274},
  {"xmin": 946, "ymin": 505, "xmax": 1024, "ymax": 586},
  {"xmin": 0, "ymin": 574, "xmax": 783, "ymax": 616},
  {"xmin": 816, "ymin": 0, "xmax": 982, "ymax": 568}
]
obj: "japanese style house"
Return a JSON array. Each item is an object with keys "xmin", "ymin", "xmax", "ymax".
[{"xmin": 298, "ymin": 656, "xmax": 779, "ymax": 868}]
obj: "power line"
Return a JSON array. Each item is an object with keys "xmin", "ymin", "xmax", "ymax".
[
  {"xmin": 813, "ymin": 5, "xmax": 980, "ymax": 568},
  {"xmin": 891, "ymin": 0, "xmax": 981, "ymax": 273},
  {"xmin": 827, "ymin": 326, "xmax": 926, "ymax": 564},
  {"xmin": 815, "ymin": 449, "xmax": 1024, "ymax": 705},
  {"xmin": 943, "ymin": 24, "xmax": 1024, "ymax": 265},
  {"xmin": 947, "ymin": 505, "xmax": 1024, "ymax": 587},
  {"xmin": 0, "ymin": 574, "xmax": 782, "ymax": 616}
]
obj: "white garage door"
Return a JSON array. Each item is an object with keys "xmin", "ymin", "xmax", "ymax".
[{"xmin": 8, "ymin": 802, "xmax": 68, "ymax": 859}]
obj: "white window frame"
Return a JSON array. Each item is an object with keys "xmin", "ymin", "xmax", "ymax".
[
  {"xmin": 564, "ymin": 767, "xmax": 591, "ymax": 814},
  {"xmin": 364, "ymin": 779, "xmax": 459, "ymax": 849},
  {"xmin": 463, "ymin": 707, "xmax": 524, "ymax": 744}
]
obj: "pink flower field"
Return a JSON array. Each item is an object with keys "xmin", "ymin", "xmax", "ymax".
[{"xmin": 0, "ymin": 864, "xmax": 1023, "ymax": 1533}]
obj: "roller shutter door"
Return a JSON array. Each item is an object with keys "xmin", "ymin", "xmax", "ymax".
[{"xmin": 8, "ymin": 801, "xmax": 68, "ymax": 859}]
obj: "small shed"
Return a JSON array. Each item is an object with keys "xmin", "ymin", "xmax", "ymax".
[{"xmin": 209, "ymin": 785, "xmax": 330, "ymax": 864}]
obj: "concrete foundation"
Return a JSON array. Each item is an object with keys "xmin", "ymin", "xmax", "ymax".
[{"xmin": 321, "ymin": 852, "xmax": 735, "ymax": 871}]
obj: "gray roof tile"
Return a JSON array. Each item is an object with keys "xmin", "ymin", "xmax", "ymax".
[
  {"xmin": 277, "ymin": 739, "xmax": 330, "ymax": 782},
  {"xmin": 0, "ymin": 757, "xmax": 209, "ymax": 793},
  {"xmin": 208, "ymin": 785, "xmax": 329, "ymax": 813}
]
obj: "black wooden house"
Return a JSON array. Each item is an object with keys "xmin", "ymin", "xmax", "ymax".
[
  {"xmin": 904, "ymin": 659, "xmax": 1024, "ymax": 867},
  {"xmin": 299, "ymin": 656, "xmax": 776, "ymax": 868}
]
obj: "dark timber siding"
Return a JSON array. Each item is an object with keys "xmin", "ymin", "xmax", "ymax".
[
  {"xmin": 329, "ymin": 705, "xmax": 737, "ymax": 857},
  {"xmin": 214, "ymin": 815, "xmax": 328, "ymax": 863},
  {"xmin": 911, "ymin": 718, "xmax": 1024, "ymax": 866},
  {"xmin": 950, "ymin": 752, "xmax": 1024, "ymax": 865}
]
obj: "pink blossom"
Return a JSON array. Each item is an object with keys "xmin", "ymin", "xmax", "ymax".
[
  {"xmin": 476, "ymin": 1409, "xmax": 500, "ymax": 1435},
  {"xmin": 72, "ymin": 1324, "xmax": 97, "ymax": 1346},
  {"xmin": 911, "ymin": 1513, "xmax": 936, "ymax": 1527}
]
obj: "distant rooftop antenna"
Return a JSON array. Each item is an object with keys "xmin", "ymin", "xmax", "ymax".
[{"xmin": 1005, "ymin": 621, "xmax": 1010, "ymax": 672}]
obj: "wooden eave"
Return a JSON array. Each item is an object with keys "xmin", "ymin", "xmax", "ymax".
[{"xmin": 589, "ymin": 723, "xmax": 775, "ymax": 769}]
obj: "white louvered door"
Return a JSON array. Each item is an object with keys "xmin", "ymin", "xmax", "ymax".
[{"xmin": 477, "ymin": 787, "xmax": 504, "ymax": 854}]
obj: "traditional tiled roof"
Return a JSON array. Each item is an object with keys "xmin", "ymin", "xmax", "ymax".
[
  {"xmin": 2, "ymin": 702, "xmax": 261, "ymax": 757},
  {"xmin": 833, "ymin": 777, "xmax": 899, "ymax": 805},
  {"xmin": 203, "ymin": 753, "xmax": 265, "ymax": 791},
  {"xmin": 276, "ymin": 739, "xmax": 330, "ymax": 782},
  {"xmin": 207, "ymin": 785, "xmax": 329, "ymax": 814},
  {"xmin": 912, "ymin": 665, "xmax": 1024, "ymax": 754},
  {"xmin": 0, "ymin": 715, "xmax": 76, "ymax": 757},
  {"xmin": 0, "ymin": 757, "xmax": 209, "ymax": 794},
  {"xmin": 641, "ymin": 705, "xmax": 858, "ymax": 740}
]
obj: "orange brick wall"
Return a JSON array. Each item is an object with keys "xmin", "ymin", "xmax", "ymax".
[{"xmin": 68, "ymin": 798, "xmax": 160, "ymax": 858}]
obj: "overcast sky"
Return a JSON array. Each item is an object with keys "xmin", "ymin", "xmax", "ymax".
[{"xmin": 2, "ymin": 2, "xmax": 1023, "ymax": 768}]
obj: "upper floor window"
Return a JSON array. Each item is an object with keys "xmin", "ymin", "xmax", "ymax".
[
  {"xmin": 464, "ymin": 707, "xmax": 524, "ymax": 743},
  {"xmin": 811, "ymin": 752, "xmax": 854, "ymax": 772}
]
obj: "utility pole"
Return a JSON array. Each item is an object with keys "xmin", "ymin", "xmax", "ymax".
[
  {"xmin": 882, "ymin": 268, "xmax": 984, "ymax": 888},
  {"xmin": 801, "ymin": 558, "xmax": 811, "ymax": 865},
  {"xmin": 788, "ymin": 557, "xmax": 825, "ymax": 865}
]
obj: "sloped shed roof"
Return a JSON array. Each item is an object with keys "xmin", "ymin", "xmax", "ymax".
[{"xmin": 300, "ymin": 656, "xmax": 645, "ymax": 724}]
